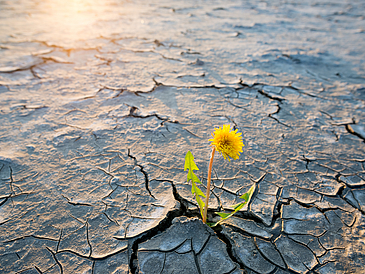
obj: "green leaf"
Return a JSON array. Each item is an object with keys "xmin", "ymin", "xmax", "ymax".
[
  {"xmin": 189, "ymin": 172, "xmax": 202, "ymax": 185},
  {"xmin": 191, "ymin": 182, "xmax": 206, "ymax": 198},
  {"xmin": 196, "ymin": 195, "xmax": 205, "ymax": 219},
  {"xmin": 231, "ymin": 203, "xmax": 241, "ymax": 209},
  {"xmin": 184, "ymin": 151, "xmax": 206, "ymax": 219},
  {"xmin": 216, "ymin": 212, "xmax": 232, "ymax": 219},
  {"xmin": 239, "ymin": 184, "xmax": 255, "ymax": 202},
  {"xmin": 184, "ymin": 151, "xmax": 199, "ymax": 172},
  {"xmin": 212, "ymin": 183, "xmax": 256, "ymax": 227},
  {"xmin": 184, "ymin": 151, "xmax": 202, "ymax": 184},
  {"xmin": 211, "ymin": 212, "xmax": 234, "ymax": 227},
  {"xmin": 232, "ymin": 203, "xmax": 245, "ymax": 212}
]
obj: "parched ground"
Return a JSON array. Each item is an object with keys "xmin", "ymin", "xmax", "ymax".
[{"xmin": 0, "ymin": 0, "xmax": 365, "ymax": 273}]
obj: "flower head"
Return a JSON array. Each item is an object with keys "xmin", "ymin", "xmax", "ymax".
[{"xmin": 209, "ymin": 124, "xmax": 244, "ymax": 161}]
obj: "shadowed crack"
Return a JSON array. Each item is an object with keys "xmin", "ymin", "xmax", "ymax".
[
  {"xmin": 15, "ymin": 266, "xmax": 42, "ymax": 274},
  {"xmin": 34, "ymin": 265, "xmax": 42, "ymax": 274},
  {"xmin": 0, "ymin": 197, "xmax": 8, "ymax": 207},
  {"xmin": 46, "ymin": 246, "xmax": 63, "ymax": 274},
  {"xmin": 83, "ymin": 221, "xmax": 92, "ymax": 258},
  {"xmin": 337, "ymin": 175, "xmax": 365, "ymax": 190},
  {"xmin": 258, "ymin": 89, "xmax": 285, "ymax": 102},
  {"xmin": 0, "ymin": 55, "xmax": 73, "ymax": 79},
  {"xmin": 60, "ymin": 194, "xmax": 94, "ymax": 207},
  {"xmin": 268, "ymin": 104, "xmax": 292, "ymax": 128},
  {"xmin": 128, "ymin": 149, "xmax": 156, "ymax": 200},
  {"xmin": 128, "ymin": 199, "xmax": 185, "ymax": 274},
  {"xmin": 346, "ymin": 124, "xmax": 365, "ymax": 143},
  {"xmin": 192, "ymin": 237, "xmax": 206, "ymax": 274},
  {"xmin": 213, "ymin": 227, "xmax": 248, "ymax": 273},
  {"xmin": 254, "ymin": 238, "xmax": 290, "ymax": 273},
  {"xmin": 56, "ymin": 229, "xmax": 63, "ymax": 253},
  {"xmin": 123, "ymin": 105, "xmax": 179, "ymax": 126},
  {"xmin": 8, "ymin": 105, "xmax": 48, "ymax": 114},
  {"xmin": 32, "ymin": 40, "xmax": 100, "ymax": 56}
]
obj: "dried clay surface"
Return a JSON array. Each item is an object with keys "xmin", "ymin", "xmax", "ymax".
[{"xmin": 0, "ymin": 0, "xmax": 365, "ymax": 273}]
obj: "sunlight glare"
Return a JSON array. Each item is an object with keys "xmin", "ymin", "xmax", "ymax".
[{"xmin": 38, "ymin": 0, "xmax": 109, "ymax": 44}]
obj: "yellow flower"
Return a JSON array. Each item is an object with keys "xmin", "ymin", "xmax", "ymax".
[{"xmin": 209, "ymin": 124, "xmax": 244, "ymax": 161}]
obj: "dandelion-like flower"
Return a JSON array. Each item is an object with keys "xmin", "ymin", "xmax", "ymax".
[{"xmin": 209, "ymin": 124, "xmax": 244, "ymax": 161}]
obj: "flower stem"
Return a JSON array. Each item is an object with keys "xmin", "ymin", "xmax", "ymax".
[{"xmin": 203, "ymin": 146, "xmax": 215, "ymax": 223}]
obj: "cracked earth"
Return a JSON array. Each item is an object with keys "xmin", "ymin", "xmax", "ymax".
[{"xmin": 1, "ymin": 0, "xmax": 365, "ymax": 273}]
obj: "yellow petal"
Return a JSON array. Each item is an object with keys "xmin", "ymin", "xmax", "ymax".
[{"xmin": 210, "ymin": 124, "xmax": 244, "ymax": 161}]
